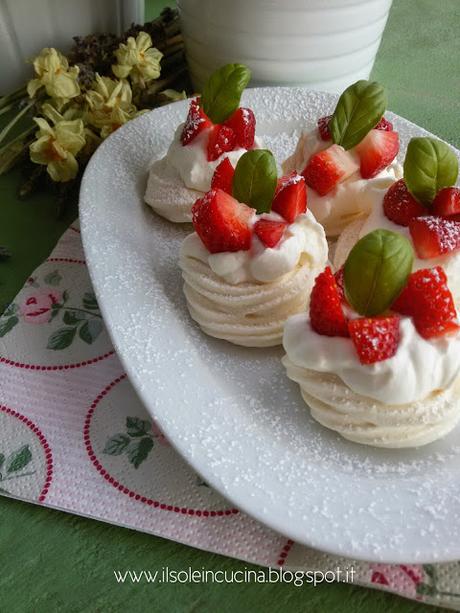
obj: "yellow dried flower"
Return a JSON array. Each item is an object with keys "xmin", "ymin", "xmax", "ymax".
[
  {"xmin": 85, "ymin": 75, "xmax": 141, "ymax": 138},
  {"xmin": 27, "ymin": 48, "xmax": 80, "ymax": 107},
  {"xmin": 112, "ymin": 32, "xmax": 162, "ymax": 88},
  {"xmin": 29, "ymin": 103, "xmax": 86, "ymax": 182}
]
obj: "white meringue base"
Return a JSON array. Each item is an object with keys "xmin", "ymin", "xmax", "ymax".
[
  {"xmin": 144, "ymin": 157, "xmax": 200, "ymax": 223},
  {"xmin": 180, "ymin": 252, "xmax": 321, "ymax": 347},
  {"xmin": 282, "ymin": 355, "xmax": 460, "ymax": 448}
]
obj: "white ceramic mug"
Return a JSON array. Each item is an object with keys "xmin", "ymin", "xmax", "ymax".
[{"xmin": 177, "ymin": 0, "xmax": 393, "ymax": 93}]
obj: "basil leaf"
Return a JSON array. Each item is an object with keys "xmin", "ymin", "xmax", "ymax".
[
  {"xmin": 404, "ymin": 137, "xmax": 459, "ymax": 205},
  {"xmin": 344, "ymin": 229, "xmax": 413, "ymax": 316},
  {"xmin": 201, "ymin": 63, "xmax": 251, "ymax": 124},
  {"xmin": 329, "ymin": 80, "xmax": 387, "ymax": 150},
  {"xmin": 232, "ymin": 150, "xmax": 277, "ymax": 213}
]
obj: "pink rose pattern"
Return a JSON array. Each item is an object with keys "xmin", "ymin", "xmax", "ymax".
[
  {"xmin": 20, "ymin": 289, "xmax": 61, "ymax": 324},
  {"xmin": 0, "ymin": 271, "xmax": 103, "ymax": 350}
]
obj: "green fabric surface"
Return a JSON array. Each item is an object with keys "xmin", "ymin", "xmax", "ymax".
[{"xmin": 0, "ymin": 0, "xmax": 457, "ymax": 611}]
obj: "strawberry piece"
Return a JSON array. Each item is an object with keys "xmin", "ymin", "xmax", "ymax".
[
  {"xmin": 383, "ymin": 179, "xmax": 426, "ymax": 226},
  {"xmin": 207, "ymin": 125, "xmax": 237, "ymax": 162},
  {"xmin": 355, "ymin": 129, "xmax": 399, "ymax": 179},
  {"xmin": 309, "ymin": 267, "xmax": 349, "ymax": 337},
  {"xmin": 224, "ymin": 108, "xmax": 255, "ymax": 149},
  {"xmin": 432, "ymin": 187, "xmax": 460, "ymax": 217},
  {"xmin": 409, "ymin": 216, "xmax": 460, "ymax": 258},
  {"xmin": 348, "ymin": 316, "xmax": 400, "ymax": 364},
  {"xmin": 334, "ymin": 267, "xmax": 345, "ymax": 302},
  {"xmin": 317, "ymin": 115, "xmax": 332, "ymax": 141},
  {"xmin": 181, "ymin": 98, "xmax": 212, "ymax": 145},
  {"xmin": 375, "ymin": 117, "xmax": 393, "ymax": 131},
  {"xmin": 271, "ymin": 172, "xmax": 307, "ymax": 222},
  {"xmin": 191, "ymin": 189, "xmax": 253, "ymax": 254},
  {"xmin": 211, "ymin": 157, "xmax": 234, "ymax": 194},
  {"xmin": 302, "ymin": 144, "xmax": 359, "ymax": 196},
  {"xmin": 393, "ymin": 267, "xmax": 459, "ymax": 339},
  {"xmin": 253, "ymin": 219, "xmax": 287, "ymax": 248}
]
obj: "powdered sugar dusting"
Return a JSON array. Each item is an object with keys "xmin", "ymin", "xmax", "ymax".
[{"xmin": 80, "ymin": 87, "xmax": 460, "ymax": 563}]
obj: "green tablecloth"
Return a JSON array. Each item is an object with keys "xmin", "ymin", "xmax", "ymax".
[{"xmin": 1, "ymin": 1, "xmax": 458, "ymax": 610}]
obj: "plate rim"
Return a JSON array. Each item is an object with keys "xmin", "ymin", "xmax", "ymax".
[{"xmin": 80, "ymin": 86, "xmax": 460, "ymax": 564}]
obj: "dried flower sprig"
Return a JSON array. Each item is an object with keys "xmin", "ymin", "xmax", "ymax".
[{"xmin": 0, "ymin": 7, "xmax": 190, "ymax": 213}]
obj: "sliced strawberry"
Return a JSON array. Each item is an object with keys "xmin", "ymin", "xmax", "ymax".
[
  {"xmin": 393, "ymin": 267, "xmax": 459, "ymax": 339},
  {"xmin": 355, "ymin": 129, "xmax": 399, "ymax": 179},
  {"xmin": 334, "ymin": 267, "xmax": 345, "ymax": 302},
  {"xmin": 211, "ymin": 157, "xmax": 234, "ymax": 194},
  {"xmin": 317, "ymin": 115, "xmax": 332, "ymax": 141},
  {"xmin": 383, "ymin": 179, "xmax": 426, "ymax": 226},
  {"xmin": 253, "ymin": 218, "xmax": 287, "ymax": 248},
  {"xmin": 191, "ymin": 189, "xmax": 253, "ymax": 254},
  {"xmin": 224, "ymin": 108, "xmax": 255, "ymax": 149},
  {"xmin": 207, "ymin": 125, "xmax": 237, "ymax": 162},
  {"xmin": 409, "ymin": 216, "xmax": 460, "ymax": 258},
  {"xmin": 375, "ymin": 117, "xmax": 393, "ymax": 131},
  {"xmin": 302, "ymin": 144, "xmax": 359, "ymax": 196},
  {"xmin": 181, "ymin": 98, "xmax": 212, "ymax": 145},
  {"xmin": 432, "ymin": 187, "xmax": 460, "ymax": 217},
  {"xmin": 271, "ymin": 172, "xmax": 307, "ymax": 222},
  {"xmin": 348, "ymin": 316, "xmax": 400, "ymax": 364},
  {"xmin": 309, "ymin": 267, "xmax": 349, "ymax": 337}
]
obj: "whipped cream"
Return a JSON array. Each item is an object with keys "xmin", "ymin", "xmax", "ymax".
[
  {"xmin": 181, "ymin": 211, "xmax": 328, "ymax": 284},
  {"xmin": 283, "ymin": 127, "xmax": 403, "ymax": 236},
  {"xmin": 167, "ymin": 124, "xmax": 262, "ymax": 193},
  {"xmin": 145, "ymin": 124, "xmax": 262, "ymax": 223},
  {"xmin": 283, "ymin": 313, "xmax": 460, "ymax": 405},
  {"xmin": 334, "ymin": 201, "xmax": 460, "ymax": 304}
]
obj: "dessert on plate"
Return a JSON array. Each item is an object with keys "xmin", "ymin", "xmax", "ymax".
[
  {"xmin": 335, "ymin": 136, "xmax": 460, "ymax": 304},
  {"xmin": 283, "ymin": 80, "xmax": 402, "ymax": 236},
  {"xmin": 179, "ymin": 149, "xmax": 328, "ymax": 347},
  {"xmin": 145, "ymin": 63, "xmax": 262, "ymax": 222},
  {"xmin": 283, "ymin": 229, "xmax": 460, "ymax": 448}
]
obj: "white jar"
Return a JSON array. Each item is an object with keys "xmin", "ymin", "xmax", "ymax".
[
  {"xmin": 0, "ymin": 0, "xmax": 144, "ymax": 92},
  {"xmin": 177, "ymin": 0, "xmax": 393, "ymax": 93}
]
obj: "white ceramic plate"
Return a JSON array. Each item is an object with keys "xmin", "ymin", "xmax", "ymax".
[{"xmin": 80, "ymin": 87, "xmax": 460, "ymax": 564}]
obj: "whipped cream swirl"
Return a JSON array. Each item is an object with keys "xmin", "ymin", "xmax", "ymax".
[{"xmin": 145, "ymin": 124, "xmax": 262, "ymax": 223}]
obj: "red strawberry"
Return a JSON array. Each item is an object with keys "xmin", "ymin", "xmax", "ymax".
[
  {"xmin": 224, "ymin": 108, "xmax": 255, "ymax": 149},
  {"xmin": 393, "ymin": 267, "xmax": 459, "ymax": 339},
  {"xmin": 383, "ymin": 179, "xmax": 426, "ymax": 226},
  {"xmin": 271, "ymin": 172, "xmax": 307, "ymax": 222},
  {"xmin": 191, "ymin": 189, "xmax": 253, "ymax": 253},
  {"xmin": 317, "ymin": 115, "xmax": 332, "ymax": 141},
  {"xmin": 253, "ymin": 219, "xmax": 287, "ymax": 248},
  {"xmin": 375, "ymin": 117, "xmax": 393, "ymax": 131},
  {"xmin": 302, "ymin": 144, "xmax": 358, "ymax": 196},
  {"xmin": 348, "ymin": 316, "xmax": 400, "ymax": 364},
  {"xmin": 432, "ymin": 187, "xmax": 460, "ymax": 217},
  {"xmin": 211, "ymin": 157, "xmax": 234, "ymax": 194},
  {"xmin": 409, "ymin": 216, "xmax": 460, "ymax": 258},
  {"xmin": 181, "ymin": 98, "xmax": 212, "ymax": 145},
  {"xmin": 355, "ymin": 129, "xmax": 399, "ymax": 179},
  {"xmin": 309, "ymin": 267, "xmax": 349, "ymax": 337},
  {"xmin": 207, "ymin": 125, "xmax": 237, "ymax": 162}
]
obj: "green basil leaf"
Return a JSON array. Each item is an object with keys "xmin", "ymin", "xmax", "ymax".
[
  {"xmin": 344, "ymin": 229, "xmax": 413, "ymax": 316},
  {"xmin": 403, "ymin": 137, "xmax": 459, "ymax": 205},
  {"xmin": 201, "ymin": 63, "xmax": 251, "ymax": 124},
  {"xmin": 232, "ymin": 150, "xmax": 277, "ymax": 213},
  {"xmin": 329, "ymin": 80, "xmax": 387, "ymax": 150}
]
